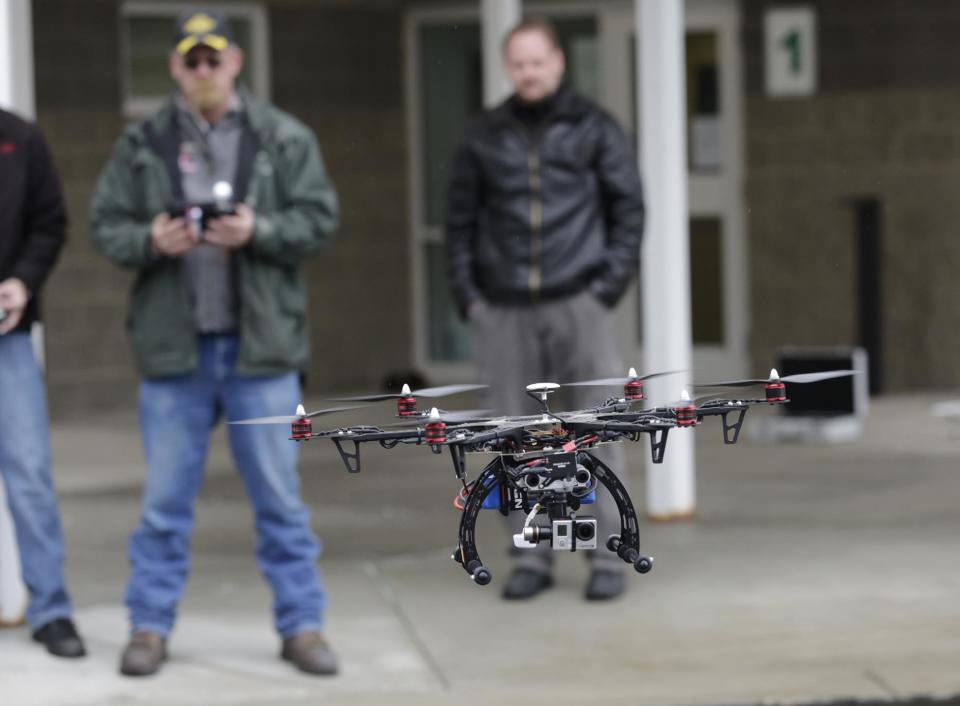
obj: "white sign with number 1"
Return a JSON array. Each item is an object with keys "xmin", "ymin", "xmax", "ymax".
[{"xmin": 765, "ymin": 7, "xmax": 817, "ymax": 97}]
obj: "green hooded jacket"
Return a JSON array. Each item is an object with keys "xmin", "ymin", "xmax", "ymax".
[{"xmin": 90, "ymin": 90, "xmax": 338, "ymax": 378}]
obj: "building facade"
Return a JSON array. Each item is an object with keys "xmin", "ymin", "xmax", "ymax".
[{"xmin": 24, "ymin": 0, "xmax": 960, "ymax": 416}]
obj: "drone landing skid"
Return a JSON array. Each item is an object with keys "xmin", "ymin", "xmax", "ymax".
[
  {"xmin": 332, "ymin": 438, "xmax": 362, "ymax": 473},
  {"xmin": 453, "ymin": 451, "xmax": 652, "ymax": 586},
  {"xmin": 721, "ymin": 408, "xmax": 748, "ymax": 444},
  {"xmin": 649, "ymin": 428, "xmax": 669, "ymax": 463}
]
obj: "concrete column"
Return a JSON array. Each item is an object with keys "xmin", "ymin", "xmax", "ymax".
[
  {"xmin": 0, "ymin": 0, "xmax": 33, "ymax": 626},
  {"xmin": 635, "ymin": 0, "xmax": 696, "ymax": 519},
  {"xmin": 480, "ymin": 0, "xmax": 521, "ymax": 107},
  {"xmin": 0, "ymin": 0, "xmax": 34, "ymax": 118}
]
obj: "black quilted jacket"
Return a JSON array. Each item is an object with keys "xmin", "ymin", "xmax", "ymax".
[{"xmin": 446, "ymin": 88, "xmax": 644, "ymax": 316}]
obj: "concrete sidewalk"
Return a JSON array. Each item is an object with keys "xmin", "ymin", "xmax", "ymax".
[{"xmin": 1, "ymin": 394, "xmax": 959, "ymax": 705}]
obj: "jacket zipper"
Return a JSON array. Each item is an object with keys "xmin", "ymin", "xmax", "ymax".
[{"xmin": 527, "ymin": 140, "xmax": 543, "ymax": 299}]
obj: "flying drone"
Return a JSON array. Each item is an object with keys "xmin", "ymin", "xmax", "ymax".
[{"xmin": 232, "ymin": 369, "xmax": 857, "ymax": 587}]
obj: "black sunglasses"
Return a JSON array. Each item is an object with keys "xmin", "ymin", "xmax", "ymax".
[{"xmin": 183, "ymin": 55, "xmax": 222, "ymax": 70}]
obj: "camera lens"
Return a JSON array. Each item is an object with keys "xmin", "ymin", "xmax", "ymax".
[
  {"xmin": 575, "ymin": 521, "xmax": 595, "ymax": 541},
  {"xmin": 575, "ymin": 469, "xmax": 591, "ymax": 485},
  {"xmin": 525, "ymin": 473, "xmax": 541, "ymax": 487}
]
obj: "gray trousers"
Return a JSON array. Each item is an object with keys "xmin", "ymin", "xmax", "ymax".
[{"xmin": 471, "ymin": 290, "xmax": 627, "ymax": 573}]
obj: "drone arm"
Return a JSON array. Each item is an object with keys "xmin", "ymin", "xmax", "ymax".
[
  {"xmin": 318, "ymin": 427, "xmax": 425, "ymax": 473},
  {"xmin": 455, "ymin": 426, "xmax": 524, "ymax": 450},
  {"xmin": 694, "ymin": 401, "xmax": 762, "ymax": 444}
]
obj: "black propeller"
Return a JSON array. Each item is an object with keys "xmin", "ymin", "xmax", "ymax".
[
  {"xmin": 329, "ymin": 383, "xmax": 487, "ymax": 402},
  {"xmin": 383, "ymin": 409, "xmax": 495, "ymax": 427},
  {"xmin": 694, "ymin": 368, "xmax": 858, "ymax": 388},
  {"xmin": 563, "ymin": 367, "xmax": 687, "ymax": 387},
  {"xmin": 229, "ymin": 404, "xmax": 363, "ymax": 425}
]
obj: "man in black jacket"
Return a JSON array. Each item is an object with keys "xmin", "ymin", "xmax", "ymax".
[
  {"xmin": 0, "ymin": 107, "xmax": 85, "ymax": 657},
  {"xmin": 446, "ymin": 18, "xmax": 645, "ymax": 601}
]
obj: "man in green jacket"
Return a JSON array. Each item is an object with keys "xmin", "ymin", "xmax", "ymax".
[{"xmin": 91, "ymin": 9, "xmax": 338, "ymax": 678}]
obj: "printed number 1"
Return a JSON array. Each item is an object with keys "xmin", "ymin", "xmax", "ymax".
[{"xmin": 780, "ymin": 29, "xmax": 801, "ymax": 73}]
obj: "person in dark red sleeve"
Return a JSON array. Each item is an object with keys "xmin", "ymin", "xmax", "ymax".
[{"xmin": 0, "ymin": 106, "xmax": 85, "ymax": 658}]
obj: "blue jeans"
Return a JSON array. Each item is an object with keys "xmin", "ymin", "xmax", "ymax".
[
  {"xmin": 126, "ymin": 335, "xmax": 325, "ymax": 638},
  {"xmin": 0, "ymin": 332, "xmax": 73, "ymax": 629}
]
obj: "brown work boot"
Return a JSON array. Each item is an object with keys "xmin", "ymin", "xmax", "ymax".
[
  {"xmin": 119, "ymin": 631, "xmax": 167, "ymax": 677},
  {"xmin": 281, "ymin": 631, "xmax": 339, "ymax": 675}
]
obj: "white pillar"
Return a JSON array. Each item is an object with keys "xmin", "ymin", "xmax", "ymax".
[
  {"xmin": 0, "ymin": 0, "xmax": 34, "ymax": 118},
  {"xmin": 636, "ymin": 0, "xmax": 696, "ymax": 519},
  {"xmin": 480, "ymin": 0, "xmax": 521, "ymax": 107},
  {"xmin": 0, "ymin": 0, "xmax": 34, "ymax": 626}
]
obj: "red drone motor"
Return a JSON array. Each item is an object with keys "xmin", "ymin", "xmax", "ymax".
[
  {"xmin": 623, "ymin": 367, "xmax": 644, "ymax": 401},
  {"xmin": 291, "ymin": 405, "xmax": 313, "ymax": 440},
  {"xmin": 764, "ymin": 369, "xmax": 787, "ymax": 403},
  {"xmin": 397, "ymin": 384, "xmax": 419, "ymax": 416},
  {"xmin": 424, "ymin": 408, "xmax": 448, "ymax": 444},
  {"xmin": 673, "ymin": 391, "xmax": 698, "ymax": 427}
]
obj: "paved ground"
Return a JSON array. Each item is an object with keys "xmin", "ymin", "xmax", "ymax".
[{"xmin": 1, "ymin": 393, "xmax": 959, "ymax": 705}]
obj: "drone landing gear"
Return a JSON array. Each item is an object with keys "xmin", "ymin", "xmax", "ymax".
[
  {"xmin": 453, "ymin": 452, "xmax": 653, "ymax": 586},
  {"xmin": 606, "ymin": 535, "xmax": 653, "ymax": 573},
  {"xmin": 454, "ymin": 459, "xmax": 503, "ymax": 585},
  {"xmin": 451, "ymin": 545, "xmax": 492, "ymax": 585},
  {"xmin": 580, "ymin": 452, "xmax": 654, "ymax": 575}
]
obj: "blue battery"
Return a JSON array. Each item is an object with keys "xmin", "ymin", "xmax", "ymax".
[{"xmin": 478, "ymin": 482, "xmax": 596, "ymax": 510}]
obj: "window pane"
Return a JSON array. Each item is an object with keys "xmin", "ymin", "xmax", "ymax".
[
  {"xmin": 686, "ymin": 31, "xmax": 721, "ymax": 172},
  {"xmin": 555, "ymin": 18, "xmax": 599, "ymax": 101},
  {"xmin": 419, "ymin": 23, "xmax": 482, "ymax": 228},
  {"xmin": 690, "ymin": 216, "xmax": 725, "ymax": 344},
  {"xmin": 628, "ymin": 30, "xmax": 722, "ymax": 170},
  {"xmin": 126, "ymin": 15, "xmax": 254, "ymax": 102}
]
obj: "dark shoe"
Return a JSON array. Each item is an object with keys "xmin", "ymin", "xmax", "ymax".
[
  {"xmin": 501, "ymin": 568, "xmax": 553, "ymax": 600},
  {"xmin": 119, "ymin": 631, "xmax": 166, "ymax": 676},
  {"xmin": 584, "ymin": 569, "xmax": 625, "ymax": 601},
  {"xmin": 32, "ymin": 618, "xmax": 86, "ymax": 658},
  {"xmin": 281, "ymin": 631, "xmax": 339, "ymax": 676}
]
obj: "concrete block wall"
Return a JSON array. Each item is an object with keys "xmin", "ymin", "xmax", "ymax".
[
  {"xmin": 31, "ymin": 0, "xmax": 411, "ymax": 417},
  {"xmin": 270, "ymin": 1, "xmax": 410, "ymax": 394},
  {"xmin": 743, "ymin": 0, "xmax": 960, "ymax": 391},
  {"xmin": 32, "ymin": 0, "xmax": 137, "ymax": 415}
]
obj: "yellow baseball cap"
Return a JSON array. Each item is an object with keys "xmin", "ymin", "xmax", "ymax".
[{"xmin": 172, "ymin": 9, "xmax": 234, "ymax": 55}]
